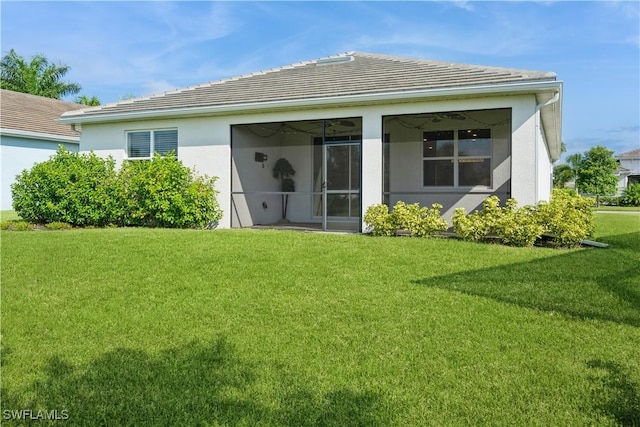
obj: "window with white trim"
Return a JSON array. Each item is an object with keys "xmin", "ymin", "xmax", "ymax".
[
  {"xmin": 423, "ymin": 129, "xmax": 491, "ymax": 187},
  {"xmin": 127, "ymin": 129, "xmax": 178, "ymax": 159}
]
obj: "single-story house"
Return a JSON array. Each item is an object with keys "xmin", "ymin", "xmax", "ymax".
[
  {"xmin": 59, "ymin": 52, "xmax": 563, "ymax": 231},
  {"xmin": 616, "ymin": 148, "xmax": 640, "ymax": 194},
  {"xmin": 1, "ymin": 89, "xmax": 85, "ymax": 210}
]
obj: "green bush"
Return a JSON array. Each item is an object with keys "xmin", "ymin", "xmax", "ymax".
[
  {"xmin": 620, "ymin": 183, "xmax": 640, "ymax": 207},
  {"xmin": 0, "ymin": 220, "xmax": 35, "ymax": 231},
  {"xmin": 494, "ymin": 199, "xmax": 544, "ymax": 247},
  {"xmin": 11, "ymin": 147, "xmax": 120, "ymax": 226},
  {"xmin": 11, "ymin": 148, "xmax": 223, "ymax": 229},
  {"xmin": 452, "ymin": 196, "xmax": 503, "ymax": 242},
  {"xmin": 363, "ymin": 204, "xmax": 396, "ymax": 236},
  {"xmin": 365, "ymin": 202, "xmax": 448, "ymax": 237},
  {"xmin": 598, "ymin": 195, "xmax": 621, "ymax": 206},
  {"xmin": 45, "ymin": 222, "xmax": 73, "ymax": 230},
  {"xmin": 118, "ymin": 153, "xmax": 222, "ymax": 228},
  {"xmin": 393, "ymin": 201, "xmax": 448, "ymax": 237},
  {"xmin": 535, "ymin": 189, "xmax": 594, "ymax": 247}
]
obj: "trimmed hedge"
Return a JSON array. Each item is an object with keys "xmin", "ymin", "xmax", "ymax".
[
  {"xmin": 366, "ymin": 190, "xmax": 595, "ymax": 248},
  {"xmin": 11, "ymin": 147, "xmax": 222, "ymax": 228},
  {"xmin": 363, "ymin": 201, "xmax": 448, "ymax": 238}
]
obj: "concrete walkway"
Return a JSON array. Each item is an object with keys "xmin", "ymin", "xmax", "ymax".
[{"xmin": 594, "ymin": 210, "xmax": 640, "ymax": 215}]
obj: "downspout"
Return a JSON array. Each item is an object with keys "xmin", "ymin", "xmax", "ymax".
[{"xmin": 535, "ymin": 92, "xmax": 560, "ymax": 201}]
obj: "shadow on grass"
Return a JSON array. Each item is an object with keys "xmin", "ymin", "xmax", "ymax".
[
  {"xmin": 413, "ymin": 231, "xmax": 640, "ymax": 327},
  {"xmin": 1, "ymin": 337, "xmax": 391, "ymax": 426},
  {"xmin": 587, "ymin": 360, "xmax": 640, "ymax": 426}
]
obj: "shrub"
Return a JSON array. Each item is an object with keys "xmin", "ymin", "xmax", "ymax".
[
  {"xmin": 11, "ymin": 147, "xmax": 120, "ymax": 226},
  {"xmin": 118, "ymin": 153, "xmax": 222, "ymax": 228},
  {"xmin": 535, "ymin": 189, "xmax": 594, "ymax": 247},
  {"xmin": 364, "ymin": 204, "xmax": 396, "ymax": 236},
  {"xmin": 452, "ymin": 196, "xmax": 502, "ymax": 242},
  {"xmin": 365, "ymin": 202, "xmax": 448, "ymax": 237},
  {"xmin": 11, "ymin": 148, "xmax": 222, "ymax": 229},
  {"xmin": 393, "ymin": 201, "xmax": 448, "ymax": 237},
  {"xmin": 0, "ymin": 220, "xmax": 35, "ymax": 231},
  {"xmin": 598, "ymin": 195, "xmax": 621, "ymax": 206},
  {"xmin": 620, "ymin": 183, "xmax": 640, "ymax": 207},
  {"xmin": 45, "ymin": 222, "xmax": 73, "ymax": 230},
  {"xmin": 494, "ymin": 199, "xmax": 544, "ymax": 247}
]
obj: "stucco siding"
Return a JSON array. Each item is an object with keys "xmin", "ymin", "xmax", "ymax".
[
  {"xmin": 1, "ymin": 136, "xmax": 78, "ymax": 210},
  {"xmin": 510, "ymin": 97, "xmax": 538, "ymax": 205}
]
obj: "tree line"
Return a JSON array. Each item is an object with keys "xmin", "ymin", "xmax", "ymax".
[{"xmin": 553, "ymin": 145, "xmax": 638, "ymax": 206}]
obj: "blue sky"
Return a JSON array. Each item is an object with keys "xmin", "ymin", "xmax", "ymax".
[{"xmin": 1, "ymin": 1, "xmax": 638, "ymax": 160}]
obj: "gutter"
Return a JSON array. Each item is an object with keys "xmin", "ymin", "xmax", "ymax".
[
  {"xmin": 0, "ymin": 128, "xmax": 79, "ymax": 144},
  {"xmin": 58, "ymin": 80, "xmax": 563, "ymax": 125},
  {"xmin": 534, "ymin": 91, "xmax": 561, "ymax": 199}
]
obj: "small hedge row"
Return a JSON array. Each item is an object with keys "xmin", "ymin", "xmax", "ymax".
[
  {"xmin": 363, "ymin": 201, "xmax": 448, "ymax": 237},
  {"xmin": 598, "ymin": 183, "xmax": 640, "ymax": 207},
  {"xmin": 365, "ymin": 190, "xmax": 594, "ymax": 248},
  {"xmin": 11, "ymin": 147, "xmax": 222, "ymax": 228}
]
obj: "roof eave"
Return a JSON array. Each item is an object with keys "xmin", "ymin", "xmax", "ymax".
[
  {"xmin": 537, "ymin": 82, "xmax": 563, "ymax": 162},
  {"xmin": 0, "ymin": 128, "xmax": 80, "ymax": 144},
  {"xmin": 58, "ymin": 79, "xmax": 561, "ymax": 126}
]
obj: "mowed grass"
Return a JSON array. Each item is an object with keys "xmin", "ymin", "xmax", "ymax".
[
  {"xmin": 0, "ymin": 210, "xmax": 21, "ymax": 221},
  {"xmin": 1, "ymin": 214, "xmax": 639, "ymax": 426}
]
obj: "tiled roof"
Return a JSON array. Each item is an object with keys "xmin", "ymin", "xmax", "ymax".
[
  {"xmin": 617, "ymin": 148, "xmax": 640, "ymax": 158},
  {"xmin": 61, "ymin": 52, "xmax": 557, "ymax": 121},
  {"xmin": 1, "ymin": 89, "xmax": 84, "ymax": 139}
]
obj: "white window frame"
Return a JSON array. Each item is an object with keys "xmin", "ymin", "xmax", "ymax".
[
  {"xmin": 125, "ymin": 128, "xmax": 178, "ymax": 160},
  {"xmin": 422, "ymin": 128, "xmax": 492, "ymax": 189}
]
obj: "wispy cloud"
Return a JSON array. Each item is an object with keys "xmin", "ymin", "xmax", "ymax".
[{"xmin": 350, "ymin": 5, "xmax": 542, "ymax": 58}]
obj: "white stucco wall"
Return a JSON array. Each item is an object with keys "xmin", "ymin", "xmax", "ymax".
[
  {"xmin": 76, "ymin": 93, "xmax": 549, "ymax": 229},
  {"xmin": 1, "ymin": 136, "xmax": 78, "ymax": 210}
]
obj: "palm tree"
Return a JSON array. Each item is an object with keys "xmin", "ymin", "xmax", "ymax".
[
  {"xmin": 553, "ymin": 164, "xmax": 573, "ymax": 188},
  {"xmin": 1, "ymin": 49, "xmax": 81, "ymax": 99},
  {"xmin": 75, "ymin": 95, "xmax": 101, "ymax": 106},
  {"xmin": 566, "ymin": 153, "xmax": 583, "ymax": 193}
]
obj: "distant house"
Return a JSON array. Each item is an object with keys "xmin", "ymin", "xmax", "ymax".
[
  {"xmin": 616, "ymin": 148, "xmax": 640, "ymax": 194},
  {"xmin": 59, "ymin": 52, "xmax": 563, "ymax": 231},
  {"xmin": 1, "ymin": 90, "xmax": 85, "ymax": 210}
]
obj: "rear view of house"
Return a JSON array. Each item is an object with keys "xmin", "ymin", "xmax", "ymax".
[{"xmin": 59, "ymin": 52, "xmax": 562, "ymax": 231}]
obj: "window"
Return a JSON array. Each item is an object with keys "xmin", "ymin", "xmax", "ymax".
[
  {"xmin": 127, "ymin": 129, "xmax": 178, "ymax": 159},
  {"xmin": 423, "ymin": 129, "xmax": 491, "ymax": 187}
]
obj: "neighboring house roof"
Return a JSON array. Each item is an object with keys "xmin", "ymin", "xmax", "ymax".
[
  {"xmin": 616, "ymin": 148, "xmax": 640, "ymax": 159},
  {"xmin": 0, "ymin": 89, "xmax": 84, "ymax": 142}
]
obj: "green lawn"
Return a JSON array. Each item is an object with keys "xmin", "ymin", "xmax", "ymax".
[
  {"xmin": 1, "ymin": 214, "xmax": 639, "ymax": 426},
  {"xmin": 0, "ymin": 210, "xmax": 21, "ymax": 221}
]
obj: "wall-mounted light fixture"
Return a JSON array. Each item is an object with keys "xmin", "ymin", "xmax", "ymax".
[{"xmin": 255, "ymin": 152, "xmax": 268, "ymax": 167}]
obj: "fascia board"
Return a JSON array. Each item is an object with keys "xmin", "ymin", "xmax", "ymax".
[
  {"xmin": 0, "ymin": 128, "xmax": 79, "ymax": 144},
  {"xmin": 58, "ymin": 80, "xmax": 563, "ymax": 125}
]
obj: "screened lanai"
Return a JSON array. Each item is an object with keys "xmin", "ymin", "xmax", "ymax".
[
  {"xmin": 382, "ymin": 108, "xmax": 513, "ymax": 220},
  {"xmin": 231, "ymin": 118, "xmax": 363, "ymax": 231}
]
